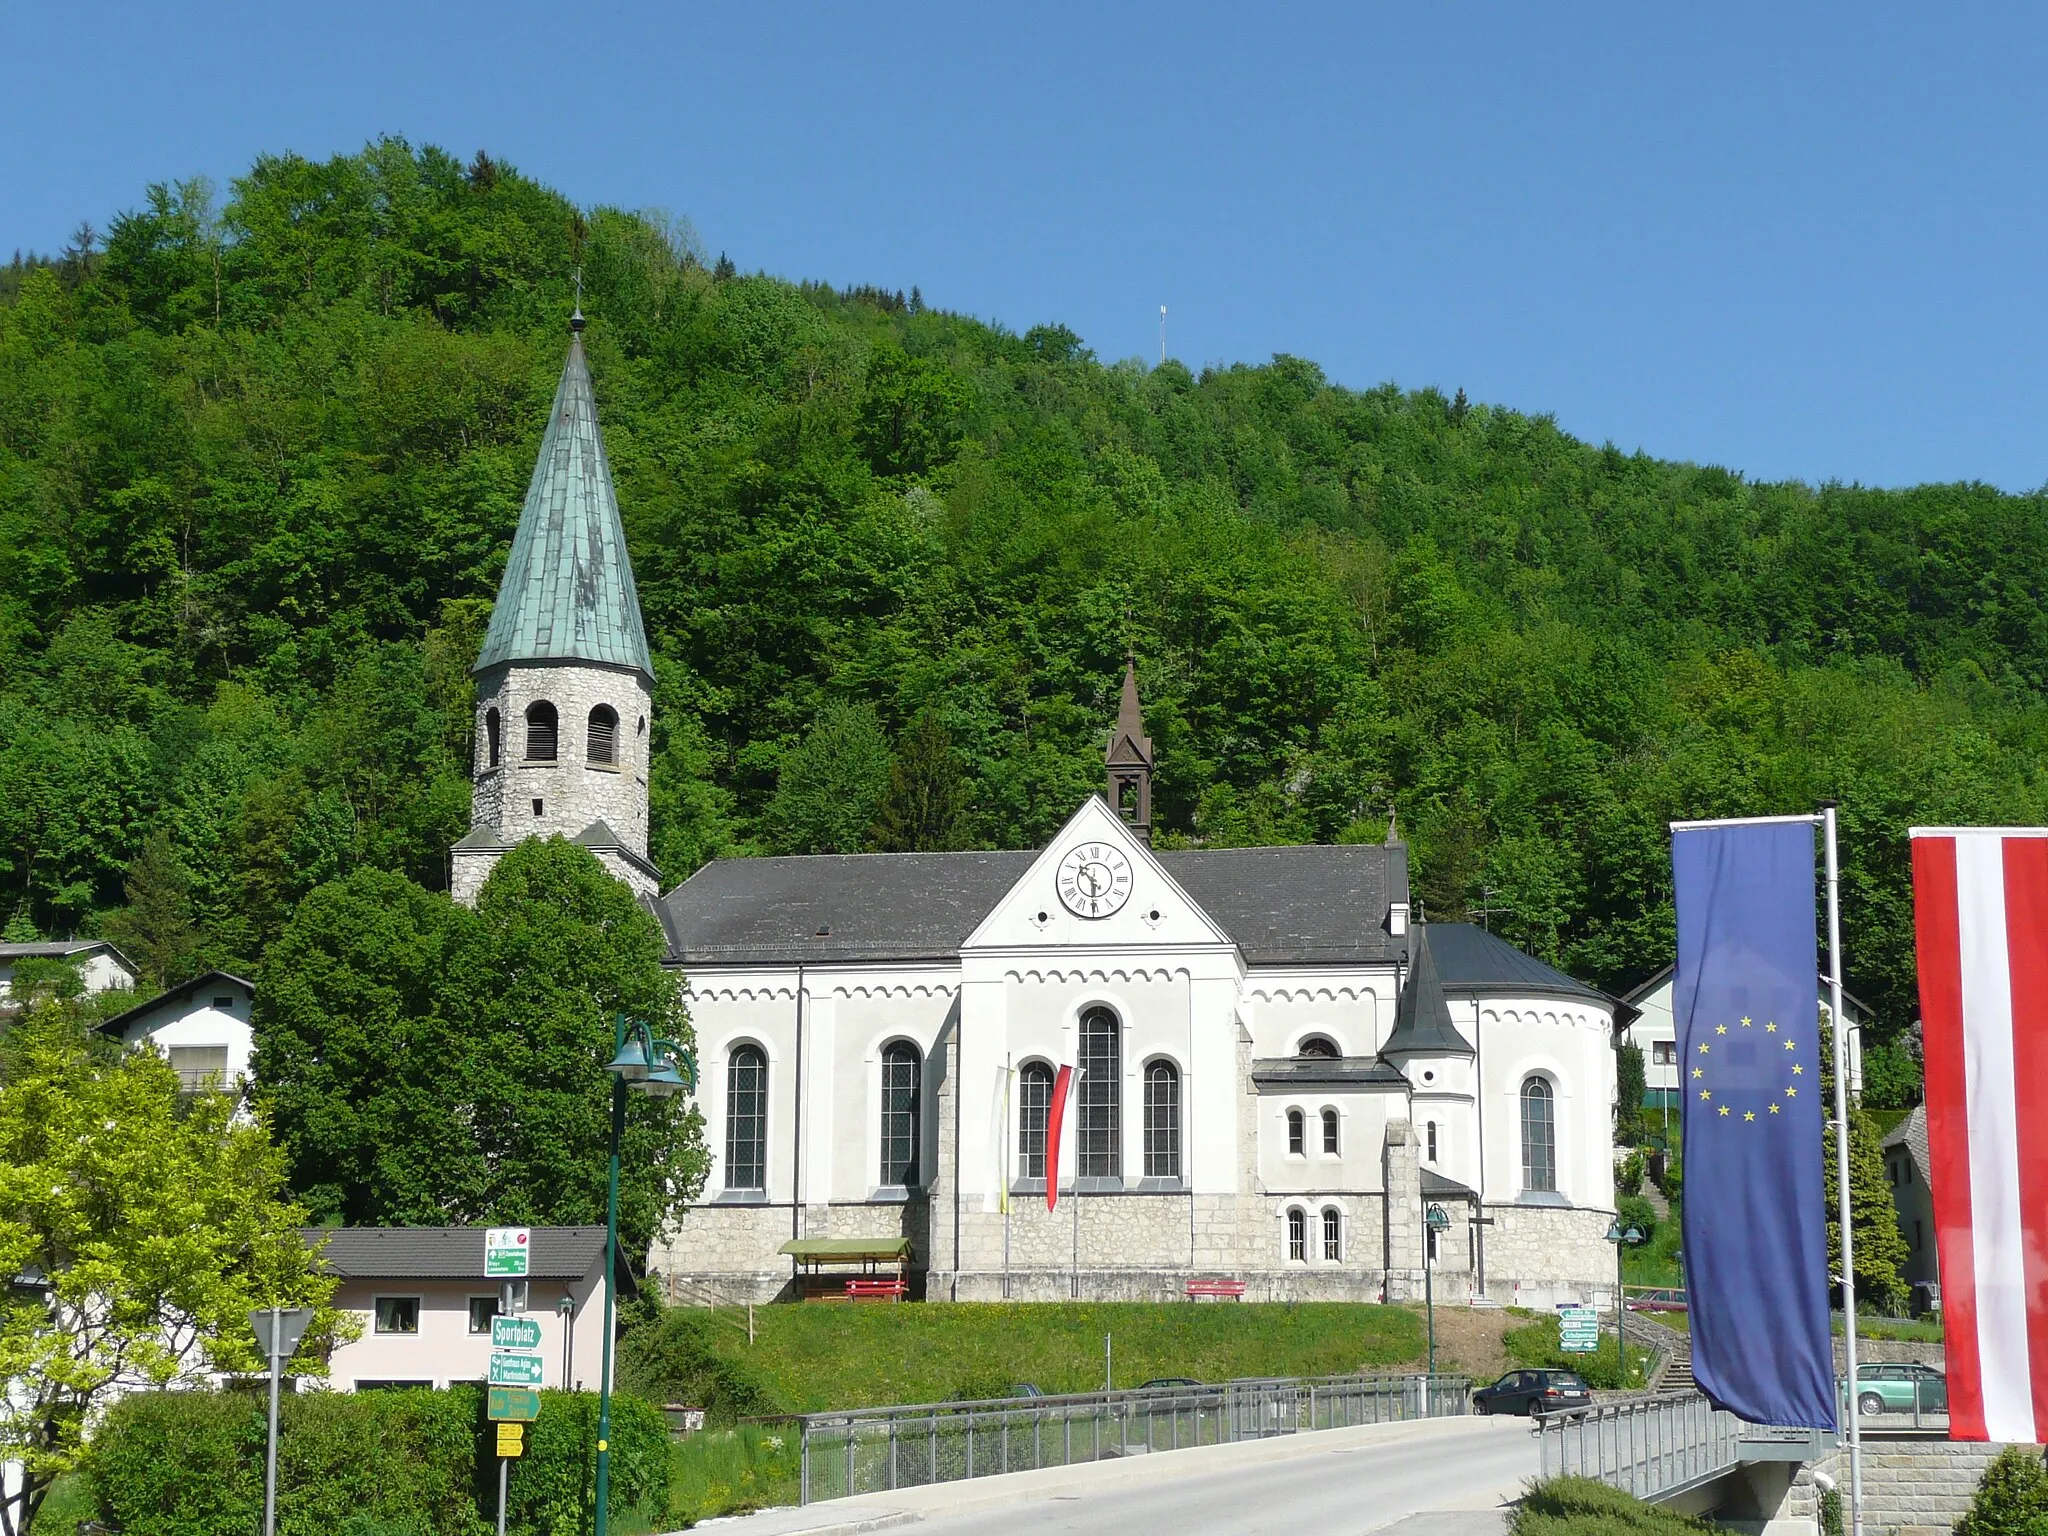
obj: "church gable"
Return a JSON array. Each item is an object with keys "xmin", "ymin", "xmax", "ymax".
[{"xmin": 961, "ymin": 796, "xmax": 1233, "ymax": 953}]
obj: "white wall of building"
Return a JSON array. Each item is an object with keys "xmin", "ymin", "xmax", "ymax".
[{"xmin": 326, "ymin": 1271, "xmax": 608, "ymax": 1391}]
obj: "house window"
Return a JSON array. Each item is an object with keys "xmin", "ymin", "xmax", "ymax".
[
  {"xmin": 525, "ymin": 701, "xmax": 558, "ymax": 761},
  {"xmin": 1652, "ymin": 1040, "xmax": 1675, "ymax": 1066},
  {"xmin": 725, "ymin": 1045, "xmax": 767, "ymax": 1191},
  {"xmin": 1296, "ymin": 1035, "xmax": 1340, "ymax": 1059},
  {"xmin": 1143, "ymin": 1060, "xmax": 1181, "ymax": 1180},
  {"xmin": 1426, "ymin": 1120, "xmax": 1438, "ymax": 1161},
  {"xmin": 485, "ymin": 707, "xmax": 501, "ymax": 768},
  {"xmin": 1018, "ymin": 1061, "xmax": 1054, "ymax": 1181},
  {"xmin": 1287, "ymin": 1109, "xmax": 1306, "ymax": 1156},
  {"xmin": 212, "ymin": 995, "xmax": 235, "ymax": 1009},
  {"xmin": 1077, "ymin": 1006, "xmax": 1121, "ymax": 1180},
  {"xmin": 1913, "ymin": 1219, "xmax": 1923, "ymax": 1252},
  {"xmin": 879, "ymin": 1041, "xmax": 922, "ymax": 1187},
  {"xmin": 1521, "ymin": 1077, "xmax": 1557, "ymax": 1193},
  {"xmin": 1287, "ymin": 1209, "xmax": 1306, "ymax": 1262},
  {"xmin": 588, "ymin": 704, "xmax": 618, "ymax": 765},
  {"xmin": 468, "ymin": 1296, "xmax": 500, "ymax": 1334},
  {"xmin": 374, "ymin": 1297, "xmax": 420, "ymax": 1335},
  {"xmin": 1322, "ymin": 1208, "xmax": 1341, "ymax": 1262},
  {"xmin": 1321, "ymin": 1108, "xmax": 1340, "ymax": 1155},
  {"xmin": 167, "ymin": 1045, "xmax": 229, "ymax": 1093}
]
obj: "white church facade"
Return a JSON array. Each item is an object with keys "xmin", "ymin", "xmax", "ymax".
[{"xmin": 454, "ymin": 316, "xmax": 1633, "ymax": 1309}]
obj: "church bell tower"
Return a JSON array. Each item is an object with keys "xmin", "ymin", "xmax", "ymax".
[
  {"xmin": 451, "ymin": 307, "xmax": 660, "ymax": 904},
  {"xmin": 1105, "ymin": 654, "xmax": 1154, "ymax": 843}
]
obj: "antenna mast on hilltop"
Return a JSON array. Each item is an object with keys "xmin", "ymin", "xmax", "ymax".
[{"xmin": 1159, "ymin": 305, "xmax": 1167, "ymax": 366}]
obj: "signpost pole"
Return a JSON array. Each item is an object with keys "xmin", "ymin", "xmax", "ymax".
[
  {"xmin": 497, "ymin": 1456, "xmax": 509, "ymax": 1536},
  {"xmin": 263, "ymin": 1306, "xmax": 282, "ymax": 1536}
]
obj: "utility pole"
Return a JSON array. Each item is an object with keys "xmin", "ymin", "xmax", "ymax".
[{"xmin": 1159, "ymin": 305, "xmax": 1167, "ymax": 366}]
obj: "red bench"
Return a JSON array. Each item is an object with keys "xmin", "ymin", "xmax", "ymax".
[
  {"xmin": 1184, "ymin": 1279, "xmax": 1247, "ymax": 1301},
  {"xmin": 845, "ymin": 1277, "xmax": 908, "ymax": 1302}
]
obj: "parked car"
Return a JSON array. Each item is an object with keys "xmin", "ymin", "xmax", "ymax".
[
  {"xmin": 1008, "ymin": 1383, "xmax": 1046, "ymax": 1399},
  {"xmin": 1137, "ymin": 1377, "xmax": 1203, "ymax": 1390},
  {"xmin": 1852, "ymin": 1362, "xmax": 1946, "ymax": 1416},
  {"xmin": 1472, "ymin": 1369, "xmax": 1593, "ymax": 1417}
]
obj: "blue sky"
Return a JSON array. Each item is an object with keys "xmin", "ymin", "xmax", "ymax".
[{"xmin": 9, "ymin": 3, "xmax": 2048, "ymax": 490}]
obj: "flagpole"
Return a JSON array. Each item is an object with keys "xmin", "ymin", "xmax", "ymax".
[
  {"xmin": 1002, "ymin": 1056, "xmax": 1012, "ymax": 1300},
  {"xmin": 1071, "ymin": 1069, "xmax": 1084, "ymax": 1300},
  {"xmin": 1822, "ymin": 803, "xmax": 1864, "ymax": 1536}
]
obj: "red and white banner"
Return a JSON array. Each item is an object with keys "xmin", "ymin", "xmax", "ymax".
[
  {"xmin": 1911, "ymin": 828, "xmax": 2048, "ymax": 1442},
  {"xmin": 1044, "ymin": 1065, "xmax": 1075, "ymax": 1212}
]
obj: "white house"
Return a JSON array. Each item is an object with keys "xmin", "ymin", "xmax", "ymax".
[
  {"xmin": 0, "ymin": 940, "xmax": 136, "ymax": 1005},
  {"xmin": 97, "ymin": 970, "xmax": 256, "ymax": 1096},
  {"xmin": 315, "ymin": 1227, "xmax": 612, "ymax": 1392},
  {"xmin": 1621, "ymin": 965, "xmax": 1865, "ymax": 1122}
]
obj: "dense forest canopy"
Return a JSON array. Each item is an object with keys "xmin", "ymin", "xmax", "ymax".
[{"xmin": 6, "ymin": 138, "xmax": 2045, "ymax": 1097}]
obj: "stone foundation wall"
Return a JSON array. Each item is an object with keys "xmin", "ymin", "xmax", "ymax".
[
  {"xmin": 1813, "ymin": 1439, "xmax": 2029, "ymax": 1536},
  {"xmin": 1481, "ymin": 1202, "xmax": 1618, "ymax": 1308}
]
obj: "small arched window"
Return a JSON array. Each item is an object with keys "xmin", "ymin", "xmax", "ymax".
[
  {"xmin": 725, "ymin": 1045, "xmax": 767, "ymax": 1191},
  {"xmin": 1296, "ymin": 1035, "xmax": 1340, "ymax": 1059},
  {"xmin": 1521, "ymin": 1076, "xmax": 1557, "ymax": 1193},
  {"xmin": 1321, "ymin": 1108, "xmax": 1340, "ymax": 1155},
  {"xmin": 525, "ymin": 701, "xmax": 558, "ymax": 762},
  {"xmin": 1286, "ymin": 1208, "xmax": 1307, "ymax": 1262},
  {"xmin": 1018, "ymin": 1061, "xmax": 1055, "ymax": 1182},
  {"xmin": 587, "ymin": 704, "xmax": 618, "ymax": 765},
  {"xmin": 1426, "ymin": 1120, "xmax": 1438, "ymax": 1162},
  {"xmin": 484, "ymin": 707, "xmax": 501, "ymax": 769},
  {"xmin": 1322, "ymin": 1207, "xmax": 1341, "ymax": 1262},
  {"xmin": 1077, "ymin": 1006, "xmax": 1121, "ymax": 1180},
  {"xmin": 880, "ymin": 1041, "xmax": 922, "ymax": 1187},
  {"xmin": 1143, "ymin": 1060, "xmax": 1180, "ymax": 1180},
  {"xmin": 1287, "ymin": 1108, "xmax": 1306, "ymax": 1156}
]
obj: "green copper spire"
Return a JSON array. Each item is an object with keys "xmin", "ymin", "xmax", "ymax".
[{"xmin": 474, "ymin": 326, "xmax": 654, "ymax": 680}]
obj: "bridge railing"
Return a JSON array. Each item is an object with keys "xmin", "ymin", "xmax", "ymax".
[
  {"xmin": 798, "ymin": 1372, "xmax": 1472, "ymax": 1504},
  {"xmin": 1536, "ymin": 1392, "xmax": 1836, "ymax": 1503}
]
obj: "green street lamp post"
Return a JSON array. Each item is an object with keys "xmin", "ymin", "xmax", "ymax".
[
  {"xmin": 595, "ymin": 1014, "xmax": 694, "ymax": 1536},
  {"xmin": 1604, "ymin": 1219, "xmax": 1644, "ymax": 1383},
  {"xmin": 1423, "ymin": 1203, "xmax": 1451, "ymax": 1378}
]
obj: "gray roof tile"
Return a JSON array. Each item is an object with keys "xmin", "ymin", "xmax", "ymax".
[{"xmin": 310, "ymin": 1225, "xmax": 607, "ymax": 1281}]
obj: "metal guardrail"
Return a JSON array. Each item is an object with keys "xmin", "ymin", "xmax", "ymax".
[
  {"xmin": 1536, "ymin": 1392, "xmax": 1836, "ymax": 1503},
  {"xmin": 799, "ymin": 1372, "xmax": 1472, "ymax": 1504}
]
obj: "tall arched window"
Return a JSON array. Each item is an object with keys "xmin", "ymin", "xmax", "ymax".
[
  {"xmin": 1143, "ymin": 1060, "xmax": 1180, "ymax": 1180},
  {"xmin": 1017, "ymin": 1061, "xmax": 1054, "ymax": 1181},
  {"xmin": 484, "ymin": 708, "xmax": 501, "ymax": 769},
  {"xmin": 1077, "ymin": 1006, "xmax": 1121, "ymax": 1180},
  {"xmin": 524, "ymin": 701, "xmax": 558, "ymax": 762},
  {"xmin": 1321, "ymin": 1207, "xmax": 1341, "ymax": 1261},
  {"xmin": 879, "ymin": 1041, "xmax": 922, "ymax": 1187},
  {"xmin": 1426, "ymin": 1120, "xmax": 1438, "ymax": 1162},
  {"xmin": 725, "ymin": 1045, "xmax": 767, "ymax": 1192},
  {"xmin": 587, "ymin": 704, "xmax": 618, "ymax": 765},
  {"xmin": 1286, "ymin": 1108, "xmax": 1306, "ymax": 1156},
  {"xmin": 1286, "ymin": 1208, "xmax": 1307, "ymax": 1262},
  {"xmin": 1521, "ymin": 1076, "xmax": 1557, "ymax": 1193},
  {"xmin": 1321, "ymin": 1108, "xmax": 1340, "ymax": 1155}
]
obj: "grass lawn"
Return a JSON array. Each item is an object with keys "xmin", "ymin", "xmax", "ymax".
[{"xmin": 662, "ymin": 1301, "xmax": 1428, "ymax": 1414}]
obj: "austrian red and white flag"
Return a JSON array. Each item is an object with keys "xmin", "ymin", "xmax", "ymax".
[
  {"xmin": 1044, "ymin": 1065, "xmax": 1076, "ymax": 1212},
  {"xmin": 1912, "ymin": 828, "xmax": 2048, "ymax": 1442}
]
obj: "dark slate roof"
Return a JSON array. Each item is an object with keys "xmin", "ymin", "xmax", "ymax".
[
  {"xmin": 310, "ymin": 1226, "xmax": 607, "ymax": 1281},
  {"xmin": 1426, "ymin": 923, "xmax": 1617, "ymax": 1010},
  {"xmin": 1383, "ymin": 925, "xmax": 1473, "ymax": 1056},
  {"xmin": 1422, "ymin": 1167, "xmax": 1478, "ymax": 1200},
  {"xmin": 1881, "ymin": 1104, "xmax": 1930, "ymax": 1183},
  {"xmin": 0, "ymin": 940, "xmax": 129, "ymax": 962},
  {"xmin": 97, "ymin": 969, "xmax": 254, "ymax": 1037},
  {"xmin": 655, "ymin": 843, "xmax": 1411, "ymax": 967},
  {"xmin": 1250, "ymin": 1056, "xmax": 1408, "ymax": 1091},
  {"xmin": 474, "ymin": 332, "xmax": 653, "ymax": 681}
]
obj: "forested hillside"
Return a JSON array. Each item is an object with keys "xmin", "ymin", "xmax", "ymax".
[{"xmin": 6, "ymin": 139, "xmax": 2045, "ymax": 1092}]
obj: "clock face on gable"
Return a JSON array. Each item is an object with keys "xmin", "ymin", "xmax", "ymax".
[{"xmin": 1056, "ymin": 842, "xmax": 1135, "ymax": 919}]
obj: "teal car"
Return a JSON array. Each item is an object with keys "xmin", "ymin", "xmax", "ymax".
[{"xmin": 1852, "ymin": 1362, "xmax": 1946, "ymax": 1415}]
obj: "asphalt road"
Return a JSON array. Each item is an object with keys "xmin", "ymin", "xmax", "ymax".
[{"xmin": 842, "ymin": 1418, "xmax": 1534, "ymax": 1536}]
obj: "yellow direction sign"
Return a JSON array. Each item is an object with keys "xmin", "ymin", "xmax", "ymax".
[{"xmin": 496, "ymin": 1422, "xmax": 525, "ymax": 1458}]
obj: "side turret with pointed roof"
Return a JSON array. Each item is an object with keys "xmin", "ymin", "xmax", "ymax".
[
  {"xmin": 1383, "ymin": 924, "xmax": 1474, "ymax": 1058},
  {"xmin": 452, "ymin": 314, "xmax": 660, "ymax": 904},
  {"xmin": 1105, "ymin": 654, "xmax": 1154, "ymax": 842}
]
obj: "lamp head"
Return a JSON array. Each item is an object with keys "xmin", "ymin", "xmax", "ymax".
[
  {"xmin": 607, "ymin": 1033, "xmax": 652, "ymax": 1082},
  {"xmin": 1605, "ymin": 1219, "xmax": 1625, "ymax": 1243},
  {"xmin": 637, "ymin": 1059, "xmax": 688, "ymax": 1098}
]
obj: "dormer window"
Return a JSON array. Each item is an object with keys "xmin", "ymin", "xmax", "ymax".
[{"xmin": 1296, "ymin": 1035, "xmax": 1340, "ymax": 1060}]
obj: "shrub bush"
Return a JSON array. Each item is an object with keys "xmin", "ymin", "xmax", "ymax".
[
  {"xmin": 1617, "ymin": 1194, "xmax": 1659, "ymax": 1245},
  {"xmin": 1514, "ymin": 1475, "xmax": 1711, "ymax": 1536},
  {"xmin": 1614, "ymin": 1150, "xmax": 1646, "ymax": 1199},
  {"xmin": 618, "ymin": 1304, "xmax": 779, "ymax": 1421},
  {"xmin": 1502, "ymin": 1316, "xmax": 1652, "ymax": 1391},
  {"xmin": 88, "ymin": 1386, "xmax": 669, "ymax": 1536},
  {"xmin": 1956, "ymin": 1446, "xmax": 2048, "ymax": 1536}
]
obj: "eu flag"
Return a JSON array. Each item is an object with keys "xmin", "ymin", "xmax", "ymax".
[{"xmin": 1672, "ymin": 818, "xmax": 1837, "ymax": 1430}]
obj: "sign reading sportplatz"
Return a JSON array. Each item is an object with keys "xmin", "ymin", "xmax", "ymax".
[
  {"xmin": 489, "ymin": 1350, "xmax": 545, "ymax": 1387},
  {"xmin": 491, "ymin": 1316, "xmax": 543, "ymax": 1350},
  {"xmin": 487, "ymin": 1386, "xmax": 541, "ymax": 1423},
  {"xmin": 484, "ymin": 1227, "xmax": 531, "ymax": 1278},
  {"xmin": 1558, "ymin": 1304, "xmax": 1600, "ymax": 1354}
]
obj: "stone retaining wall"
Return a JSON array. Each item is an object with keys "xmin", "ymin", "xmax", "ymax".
[{"xmin": 1813, "ymin": 1439, "xmax": 2031, "ymax": 1536}]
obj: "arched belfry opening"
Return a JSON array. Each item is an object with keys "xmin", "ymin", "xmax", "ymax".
[{"xmin": 1106, "ymin": 653, "xmax": 1154, "ymax": 842}]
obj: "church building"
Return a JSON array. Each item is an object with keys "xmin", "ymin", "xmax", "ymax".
[{"xmin": 456, "ymin": 318, "xmax": 1633, "ymax": 1309}]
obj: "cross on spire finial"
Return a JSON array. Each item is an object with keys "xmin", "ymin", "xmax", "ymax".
[{"xmin": 571, "ymin": 268, "xmax": 585, "ymax": 333}]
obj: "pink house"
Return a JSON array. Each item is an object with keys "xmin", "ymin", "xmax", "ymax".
[{"xmin": 315, "ymin": 1226, "xmax": 613, "ymax": 1391}]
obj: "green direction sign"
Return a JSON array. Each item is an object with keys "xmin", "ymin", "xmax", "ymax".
[
  {"xmin": 489, "ymin": 1350, "xmax": 545, "ymax": 1387},
  {"xmin": 1558, "ymin": 1305, "xmax": 1600, "ymax": 1354},
  {"xmin": 491, "ymin": 1316, "xmax": 543, "ymax": 1350},
  {"xmin": 485, "ymin": 1227, "xmax": 530, "ymax": 1278},
  {"xmin": 488, "ymin": 1386, "xmax": 541, "ymax": 1423}
]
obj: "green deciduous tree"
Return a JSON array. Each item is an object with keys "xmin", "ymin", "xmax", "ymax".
[
  {"xmin": 0, "ymin": 1001, "xmax": 337, "ymax": 1536},
  {"xmin": 763, "ymin": 702, "xmax": 892, "ymax": 855},
  {"xmin": 1820, "ymin": 1014, "xmax": 1911, "ymax": 1313}
]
